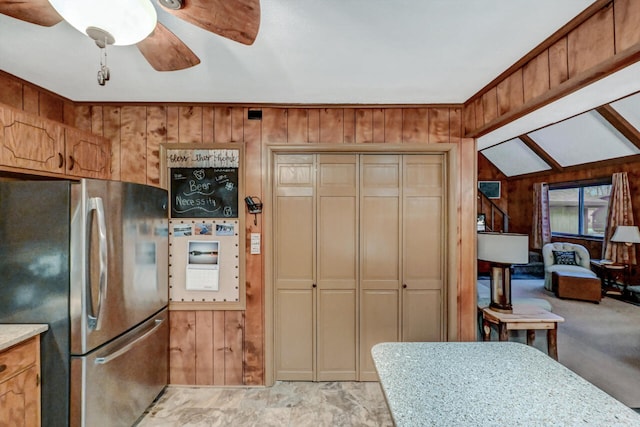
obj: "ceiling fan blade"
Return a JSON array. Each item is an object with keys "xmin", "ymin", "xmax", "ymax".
[
  {"xmin": 137, "ymin": 23, "xmax": 200, "ymax": 71},
  {"xmin": 163, "ymin": 0, "xmax": 260, "ymax": 46},
  {"xmin": 0, "ymin": 0, "xmax": 63, "ymax": 26}
]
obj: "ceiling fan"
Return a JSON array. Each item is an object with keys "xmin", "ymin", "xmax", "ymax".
[{"xmin": 0, "ymin": 0, "xmax": 260, "ymax": 74}]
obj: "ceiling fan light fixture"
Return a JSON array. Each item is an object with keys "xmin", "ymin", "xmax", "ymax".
[
  {"xmin": 158, "ymin": 0, "xmax": 184, "ymax": 10},
  {"xmin": 47, "ymin": 0, "xmax": 157, "ymax": 46}
]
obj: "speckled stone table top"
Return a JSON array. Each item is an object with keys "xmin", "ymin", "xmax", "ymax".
[
  {"xmin": 0, "ymin": 324, "xmax": 48, "ymax": 352},
  {"xmin": 372, "ymin": 342, "xmax": 640, "ymax": 426}
]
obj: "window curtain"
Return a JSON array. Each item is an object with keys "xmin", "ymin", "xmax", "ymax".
[
  {"xmin": 603, "ymin": 172, "xmax": 637, "ymax": 264},
  {"xmin": 532, "ymin": 182, "xmax": 551, "ymax": 249}
]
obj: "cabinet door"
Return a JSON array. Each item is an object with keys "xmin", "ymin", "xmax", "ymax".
[
  {"xmin": 316, "ymin": 154, "xmax": 358, "ymax": 381},
  {"xmin": 274, "ymin": 154, "xmax": 316, "ymax": 380},
  {"xmin": 0, "ymin": 106, "xmax": 65, "ymax": 174},
  {"xmin": 65, "ymin": 128, "xmax": 111, "ymax": 179},
  {"xmin": 359, "ymin": 155, "xmax": 401, "ymax": 381},
  {"xmin": 402, "ymin": 155, "xmax": 445, "ymax": 342},
  {"xmin": 0, "ymin": 365, "xmax": 40, "ymax": 427}
]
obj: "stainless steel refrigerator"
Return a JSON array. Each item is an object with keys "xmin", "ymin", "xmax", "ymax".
[{"xmin": 0, "ymin": 179, "xmax": 169, "ymax": 427}]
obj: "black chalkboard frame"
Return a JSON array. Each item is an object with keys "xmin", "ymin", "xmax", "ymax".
[{"xmin": 170, "ymin": 166, "xmax": 239, "ymax": 218}]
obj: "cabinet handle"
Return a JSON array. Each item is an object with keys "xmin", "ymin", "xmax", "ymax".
[
  {"xmin": 69, "ymin": 155, "xmax": 75, "ymax": 170},
  {"xmin": 0, "ymin": 364, "xmax": 6, "ymax": 373},
  {"xmin": 403, "ymin": 284, "xmax": 408, "ymax": 289},
  {"xmin": 58, "ymin": 153, "xmax": 64, "ymax": 168},
  {"xmin": 312, "ymin": 283, "xmax": 317, "ymax": 288}
]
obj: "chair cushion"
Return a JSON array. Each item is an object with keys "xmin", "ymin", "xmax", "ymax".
[{"xmin": 553, "ymin": 250, "xmax": 577, "ymax": 265}]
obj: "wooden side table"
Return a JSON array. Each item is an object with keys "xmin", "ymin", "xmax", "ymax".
[
  {"xmin": 481, "ymin": 304, "xmax": 565, "ymax": 360},
  {"xmin": 590, "ymin": 259, "xmax": 627, "ymax": 295}
]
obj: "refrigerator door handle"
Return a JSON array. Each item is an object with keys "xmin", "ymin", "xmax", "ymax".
[
  {"xmin": 87, "ymin": 197, "xmax": 108, "ymax": 330},
  {"xmin": 94, "ymin": 318, "xmax": 165, "ymax": 365}
]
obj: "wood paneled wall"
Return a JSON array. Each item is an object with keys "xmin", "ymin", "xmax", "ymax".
[
  {"xmin": 0, "ymin": 71, "xmax": 477, "ymax": 385},
  {"xmin": 464, "ymin": 0, "xmax": 640, "ymax": 138},
  {"xmin": 67, "ymin": 104, "xmax": 476, "ymax": 386}
]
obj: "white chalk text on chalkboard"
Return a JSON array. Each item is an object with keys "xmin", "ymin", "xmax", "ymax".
[{"xmin": 171, "ymin": 167, "xmax": 239, "ymax": 218}]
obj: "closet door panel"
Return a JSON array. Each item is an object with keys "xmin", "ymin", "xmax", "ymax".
[
  {"xmin": 274, "ymin": 155, "xmax": 316, "ymax": 380},
  {"xmin": 359, "ymin": 155, "xmax": 401, "ymax": 381},
  {"xmin": 402, "ymin": 155, "xmax": 445, "ymax": 342},
  {"xmin": 359, "ymin": 289, "xmax": 399, "ymax": 381},
  {"xmin": 317, "ymin": 154, "xmax": 358, "ymax": 380},
  {"xmin": 317, "ymin": 289, "xmax": 357, "ymax": 380},
  {"xmin": 275, "ymin": 290, "xmax": 314, "ymax": 380}
]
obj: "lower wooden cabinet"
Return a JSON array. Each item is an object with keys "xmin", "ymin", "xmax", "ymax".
[{"xmin": 0, "ymin": 337, "xmax": 41, "ymax": 427}]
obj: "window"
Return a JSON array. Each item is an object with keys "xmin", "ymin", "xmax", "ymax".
[{"xmin": 549, "ymin": 180, "xmax": 612, "ymax": 238}]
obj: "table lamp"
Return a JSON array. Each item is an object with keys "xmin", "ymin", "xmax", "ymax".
[
  {"xmin": 478, "ymin": 232, "xmax": 529, "ymax": 313},
  {"xmin": 610, "ymin": 225, "xmax": 640, "ymax": 248}
]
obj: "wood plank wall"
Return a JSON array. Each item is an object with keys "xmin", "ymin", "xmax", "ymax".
[
  {"xmin": 0, "ymin": 73, "xmax": 477, "ymax": 385},
  {"xmin": 464, "ymin": 0, "xmax": 640, "ymax": 138}
]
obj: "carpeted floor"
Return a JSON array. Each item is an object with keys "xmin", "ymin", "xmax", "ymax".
[{"xmin": 479, "ymin": 278, "xmax": 640, "ymax": 408}]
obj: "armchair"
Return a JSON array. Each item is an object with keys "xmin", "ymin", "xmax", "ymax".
[{"xmin": 542, "ymin": 242, "xmax": 597, "ymax": 291}]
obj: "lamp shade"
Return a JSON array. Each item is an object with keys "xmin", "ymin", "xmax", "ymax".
[
  {"xmin": 477, "ymin": 232, "xmax": 529, "ymax": 265},
  {"xmin": 610, "ymin": 225, "xmax": 640, "ymax": 244},
  {"xmin": 48, "ymin": 0, "xmax": 157, "ymax": 46}
]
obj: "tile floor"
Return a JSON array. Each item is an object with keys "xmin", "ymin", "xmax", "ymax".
[{"xmin": 136, "ymin": 381, "xmax": 394, "ymax": 427}]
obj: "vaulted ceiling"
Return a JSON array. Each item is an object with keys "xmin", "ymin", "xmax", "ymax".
[{"xmin": 478, "ymin": 86, "xmax": 640, "ymax": 178}]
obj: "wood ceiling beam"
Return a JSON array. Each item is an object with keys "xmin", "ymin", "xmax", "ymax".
[
  {"xmin": 518, "ymin": 134, "xmax": 564, "ymax": 172},
  {"xmin": 595, "ymin": 105, "xmax": 640, "ymax": 151}
]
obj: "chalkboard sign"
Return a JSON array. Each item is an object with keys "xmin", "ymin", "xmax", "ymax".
[{"xmin": 171, "ymin": 167, "xmax": 239, "ymax": 218}]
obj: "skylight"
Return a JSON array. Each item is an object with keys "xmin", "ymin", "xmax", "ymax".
[
  {"xmin": 480, "ymin": 138, "xmax": 551, "ymax": 177},
  {"xmin": 527, "ymin": 110, "xmax": 640, "ymax": 167}
]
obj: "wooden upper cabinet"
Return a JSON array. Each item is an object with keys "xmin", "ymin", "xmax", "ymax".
[
  {"xmin": 64, "ymin": 127, "xmax": 111, "ymax": 179},
  {"xmin": 0, "ymin": 104, "xmax": 111, "ymax": 179},
  {"xmin": 0, "ymin": 105, "xmax": 65, "ymax": 174}
]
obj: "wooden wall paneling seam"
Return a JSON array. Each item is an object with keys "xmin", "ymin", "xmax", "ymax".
[
  {"xmin": 22, "ymin": 85, "xmax": 38, "ymax": 116},
  {"xmin": 230, "ymin": 107, "xmax": 242, "ymax": 142},
  {"xmin": 213, "ymin": 310, "xmax": 226, "ymax": 385},
  {"xmin": 146, "ymin": 106, "xmax": 167, "ymax": 186},
  {"xmin": 344, "ymin": 108, "xmax": 356, "ymax": 143},
  {"xmin": 308, "ymin": 109, "xmax": 320, "ymax": 143},
  {"xmin": 224, "ymin": 311, "xmax": 245, "ymax": 384},
  {"xmin": 195, "ymin": 311, "xmax": 214, "ymax": 385},
  {"xmin": 103, "ymin": 106, "xmax": 121, "ymax": 180},
  {"xmin": 166, "ymin": 106, "xmax": 180, "ymax": 144}
]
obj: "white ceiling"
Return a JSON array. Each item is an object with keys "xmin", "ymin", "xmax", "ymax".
[{"xmin": 0, "ymin": 0, "xmax": 596, "ymax": 104}]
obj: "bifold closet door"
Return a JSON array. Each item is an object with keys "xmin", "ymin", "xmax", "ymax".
[
  {"xmin": 274, "ymin": 154, "xmax": 316, "ymax": 381},
  {"xmin": 316, "ymin": 154, "xmax": 358, "ymax": 381},
  {"xmin": 359, "ymin": 155, "xmax": 402, "ymax": 381},
  {"xmin": 402, "ymin": 155, "xmax": 445, "ymax": 342}
]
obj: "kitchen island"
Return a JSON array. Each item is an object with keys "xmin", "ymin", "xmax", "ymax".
[{"xmin": 372, "ymin": 342, "xmax": 640, "ymax": 426}]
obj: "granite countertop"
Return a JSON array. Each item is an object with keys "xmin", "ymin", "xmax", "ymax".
[
  {"xmin": 372, "ymin": 341, "xmax": 640, "ymax": 426},
  {"xmin": 0, "ymin": 324, "xmax": 48, "ymax": 352}
]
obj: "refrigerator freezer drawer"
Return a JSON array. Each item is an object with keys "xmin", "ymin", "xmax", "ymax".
[{"xmin": 70, "ymin": 308, "xmax": 168, "ymax": 427}]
